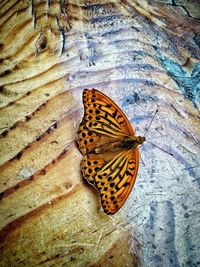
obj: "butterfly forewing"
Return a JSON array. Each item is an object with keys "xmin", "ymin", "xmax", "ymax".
[
  {"xmin": 77, "ymin": 121, "xmax": 100, "ymax": 154},
  {"xmin": 77, "ymin": 88, "xmax": 140, "ymax": 215},
  {"xmin": 77, "ymin": 89, "xmax": 132, "ymax": 154},
  {"xmin": 83, "ymin": 89, "xmax": 135, "ymax": 136}
]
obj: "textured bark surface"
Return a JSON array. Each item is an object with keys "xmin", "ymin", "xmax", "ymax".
[{"xmin": 0, "ymin": 1, "xmax": 200, "ymax": 267}]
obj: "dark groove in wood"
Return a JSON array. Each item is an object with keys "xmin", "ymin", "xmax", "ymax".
[
  {"xmin": 0, "ymin": 0, "xmax": 10, "ymax": 10},
  {"xmin": 0, "ymin": 10, "xmax": 61, "ymax": 40},
  {"xmin": 0, "ymin": 48, "xmax": 157, "ymax": 89},
  {"xmin": 0, "ymin": 106, "xmax": 78, "ymax": 169},
  {"xmin": 1, "ymin": 3, "xmax": 31, "ymax": 29},
  {"xmin": 31, "ymin": 0, "xmax": 34, "ymax": 16},
  {"xmin": 0, "ymin": 184, "xmax": 82, "ymax": 243},
  {"xmin": 0, "ymin": 99, "xmax": 49, "ymax": 136},
  {"xmin": 0, "ymin": 0, "xmax": 18, "ymax": 20},
  {"xmin": 0, "ymin": 53, "xmax": 78, "ymax": 87},
  {"xmin": 1, "ymin": 17, "xmax": 32, "ymax": 41},
  {"xmin": 0, "ymin": 32, "xmax": 38, "ymax": 61},
  {"xmin": 74, "ymin": 63, "xmax": 162, "ymax": 77},
  {"xmin": 73, "ymin": 77, "xmax": 177, "ymax": 95},
  {"xmin": 0, "ymin": 142, "xmax": 74, "ymax": 201},
  {"xmin": 0, "ymin": 76, "xmax": 65, "ymax": 110},
  {"xmin": 7, "ymin": 115, "xmax": 70, "ymax": 163}
]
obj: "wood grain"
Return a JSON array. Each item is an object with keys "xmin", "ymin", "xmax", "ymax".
[{"xmin": 0, "ymin": 0, "xmax": 199, "ymax": 266}]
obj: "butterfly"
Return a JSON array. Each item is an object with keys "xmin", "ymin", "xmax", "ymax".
[{"xmin": 77, "ymin": 88, "xmax": 145, "ymax": 215}]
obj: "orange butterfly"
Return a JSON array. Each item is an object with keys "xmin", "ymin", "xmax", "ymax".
[{"xmin": 77, "ymin": 89, "xmax": 145, "ymax": 215}]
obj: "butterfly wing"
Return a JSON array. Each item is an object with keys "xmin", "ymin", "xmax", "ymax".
[
  {"xmin": 77, "ymin": 89, "xmax": 135, "ymax": 155},
  {"xmin": 95, "ymin": 149, "xmax": 139, "ymax": 215},
  {"xmin": 84, "ymin": 88, "xmax": 135, "ymax": 135},
  {"xmin": 77, "ymin": 88, "xmax": 139, "ymax": 214},
  {"xmin": 80, "ymin": 154, "xmax": 106, "ymax": 187}
]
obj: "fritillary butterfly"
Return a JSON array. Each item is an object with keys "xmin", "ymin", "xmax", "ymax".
[{"xmin": 77, "ymin": 89, "xmax": 145, "ymax": 215}]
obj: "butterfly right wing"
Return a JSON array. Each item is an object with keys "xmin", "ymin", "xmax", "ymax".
[
  {"xmin": 95, "ymin": 148, "xmax": 139, "ymax": 215},
  {"xmin": 80, "ymin": 153, "xmax": 106, "ymax": 187}
]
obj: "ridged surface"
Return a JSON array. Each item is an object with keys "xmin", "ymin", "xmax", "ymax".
[{"xmin": 0, "ymin": 0, "xmax": 200, "ymax": 266}]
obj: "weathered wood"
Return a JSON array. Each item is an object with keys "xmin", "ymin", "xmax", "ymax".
[{"xmin": 0, "ymin": 0, "xmax": 199, "ymax": 266}]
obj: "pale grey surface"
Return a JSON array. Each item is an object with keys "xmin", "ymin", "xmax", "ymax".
[{"xmin": 69, "ymin": 2, "xmax": 200, "ymax": 266}]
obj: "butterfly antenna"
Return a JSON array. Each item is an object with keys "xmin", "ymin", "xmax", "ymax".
[
  {"xmin": 139, "ymin": 150, "xmax": 145, "ymax": 166},
  {"xmin": 143, "ymin": 109, "xmax": 173, "ymax": 156},
  {"xmin": 144, "ymin": 109, "xmax": 158, "ymax": 137},
  {"xmin": 146, "ymin": 140, "xmax": 173, "ymax": 156}
]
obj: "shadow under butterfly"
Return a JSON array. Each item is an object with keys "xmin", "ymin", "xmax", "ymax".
[{"xmin": 77, "ymin": 88, "xmax": 171, "ymax": 215}]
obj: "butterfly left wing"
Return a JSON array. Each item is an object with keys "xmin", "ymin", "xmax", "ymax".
[
  {"xmin": 95, "ymin": 148, "xmax": 139, "ymax": 215},
  {"xmin": 80, "ymin": 153, "xmax": 106, "ymax": 187},
  {"xmin": 83, "ymin": 88, "xmax": 135, "ymax": 136},
  {"xmin": 77, "ymin": 88, "xmax": 135, "ymax": 155}
]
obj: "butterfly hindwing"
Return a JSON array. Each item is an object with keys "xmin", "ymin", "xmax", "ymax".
[
  {"xmin": 95, "ymin": 149, "xmax": 139, "ymax": 215},
  {"xmin": 81, "ymin": 154, "xmax": 106, "ymax": 187}
]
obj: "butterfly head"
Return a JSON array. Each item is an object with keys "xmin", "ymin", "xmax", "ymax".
[{"xmin": 137, "ymin": 136, "xmax": 145, "ymax": 145}]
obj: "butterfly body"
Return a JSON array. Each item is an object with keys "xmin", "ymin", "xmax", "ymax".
[
  {"xmin": 92, "ymin": 136, "xmax": 145, "ymax": 154},
  {"xmin": 77, "ymin": 88, "xmax": 145, "ymax": 215}
]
